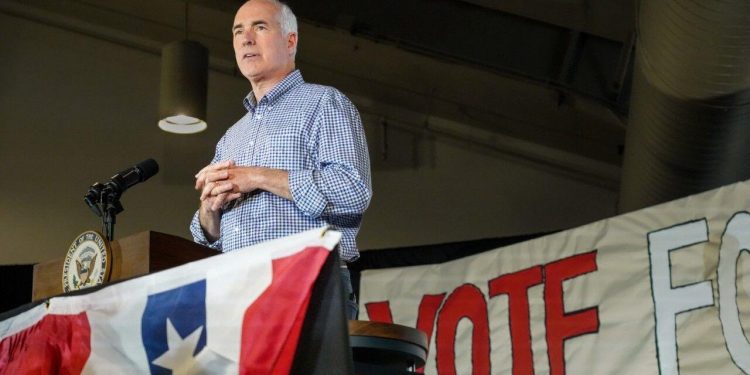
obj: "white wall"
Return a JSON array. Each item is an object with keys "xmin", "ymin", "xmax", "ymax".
[{"xmin": 0, "ymin": 13, "xmax": 618, "ymax": 264}]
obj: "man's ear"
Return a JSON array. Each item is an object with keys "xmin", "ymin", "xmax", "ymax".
[{"xmin": 287, "ymin": 32, "xmax": 298, "ymax": 53}]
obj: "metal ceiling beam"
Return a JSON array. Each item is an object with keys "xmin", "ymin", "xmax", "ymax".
[{"xmin": 455, "ymin": 0, "xmax": 634, "ymax": 43}]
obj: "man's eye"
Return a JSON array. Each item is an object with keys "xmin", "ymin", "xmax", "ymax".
[{"xmin": 234, "ymin": 29, "xmax": 242, "ymax": 36}]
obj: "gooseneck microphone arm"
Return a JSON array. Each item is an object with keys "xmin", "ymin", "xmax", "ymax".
[{"xmin": 84, "ymin": 159, "xmax": 159, "ymax": 241}]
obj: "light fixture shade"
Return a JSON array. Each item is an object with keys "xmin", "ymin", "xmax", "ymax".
[{"xmin": 159, "ymin": 40, "xmax": 208, "ymax": 134}]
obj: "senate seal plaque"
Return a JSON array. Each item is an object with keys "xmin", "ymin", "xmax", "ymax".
[{"xmin": 62, "ymin": 230, "xmax": 112, "ymax": 293}]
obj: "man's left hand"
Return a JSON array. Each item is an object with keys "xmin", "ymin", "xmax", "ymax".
[{"xmin": 206, "ymin": 166, "xmax": 292, "ymax": 201}]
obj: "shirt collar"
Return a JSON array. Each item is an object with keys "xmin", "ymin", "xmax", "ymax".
[{"xmin": 243, "ymin": 69, "xmax": 304, "ymax": 111}]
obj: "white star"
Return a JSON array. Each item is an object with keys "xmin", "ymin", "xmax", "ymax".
[{"xmin": 152, "ymin": 318, "xmax": 204, "ymax": 375}]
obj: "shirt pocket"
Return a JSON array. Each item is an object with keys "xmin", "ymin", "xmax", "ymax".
[{"xmin": 263, "ymin": 127, "xmax": 307, "ymax": 169}]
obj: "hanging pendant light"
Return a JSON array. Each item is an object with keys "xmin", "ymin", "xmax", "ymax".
[{"xmin": 158, "ymin": 3, "xmax": 208, "ymax": 134}]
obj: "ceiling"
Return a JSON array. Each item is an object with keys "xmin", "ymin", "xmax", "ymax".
[{"xmin": 0, "ymin": 0, "xmax": 635, "ymax": 188}]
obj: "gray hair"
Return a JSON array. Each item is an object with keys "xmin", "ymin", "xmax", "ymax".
[
  {"xmin": 276, "ymin": 1, "xmax": 298, "ymax": 38},
  {"xmin": 248, "ymin": 0, "xmax": 298, "ymax": 54}
]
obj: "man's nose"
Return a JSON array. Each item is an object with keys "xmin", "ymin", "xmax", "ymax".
[{"xmin": 242, "ymin": 30, "xmax": 255, "ymax": 46}]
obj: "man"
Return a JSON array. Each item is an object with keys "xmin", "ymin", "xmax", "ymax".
[{"xmin": 190, "ymin": 0, "xmax": 371, "ymax": 319}]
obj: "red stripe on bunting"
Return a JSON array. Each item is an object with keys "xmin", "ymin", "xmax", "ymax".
[
  {"xmin": 239, "ymin": 246, "xmax": 330, "ymax": 374},
  {"xmin": 0, "ymin": 312, "xmax": 91, "ymax": 374}
]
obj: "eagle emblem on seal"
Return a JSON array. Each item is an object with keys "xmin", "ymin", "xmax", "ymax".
[{"xmin": 63, "ymin": 231, "xmax": 112, "ymax": 293}]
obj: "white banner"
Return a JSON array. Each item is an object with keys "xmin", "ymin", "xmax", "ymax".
[{"xmin": 359, "ymin": 181, "xmax": 750, "ymax": 374}]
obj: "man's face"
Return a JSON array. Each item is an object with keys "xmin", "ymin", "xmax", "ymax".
[{"xmin": 232, "ymin": 0, "xmax": 296, "ymax": 84}]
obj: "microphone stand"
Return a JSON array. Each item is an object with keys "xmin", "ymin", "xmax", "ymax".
[
  {"xmin": 84, "ymin": 182, "xmax": 124, "ymax": 242},
  {"xmin": 101, "ymin": 184, "xmax": 124, "ymax": 242}
]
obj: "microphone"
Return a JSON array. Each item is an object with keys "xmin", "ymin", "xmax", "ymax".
[
  {"xmin": 83, "ymin": 158, "xmax": 159, "ymax": 240},
  {"xmin": 106, "ymin": 158, "xmax": 159, "ymax": 195},
  {"xmin": 84, "ymin": 159, "xmax": 159, "ymax": 210}
]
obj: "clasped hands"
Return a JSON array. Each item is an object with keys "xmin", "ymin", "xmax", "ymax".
[
  {"xmin": 195, "ymin": 160, "xmax": 291, "ymax": 213},
  {"xmin": 195, "ymin": 160, "xmax": 259, "ymax": 212}
]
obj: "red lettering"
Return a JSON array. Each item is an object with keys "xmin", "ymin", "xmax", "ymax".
[
  {"xmin": 436, "ymin": 284, "xmax": 491, "ymax": 375},
  {"xmin": 544, "ymin": 251, "xmax": 599, "ymax": 375},
  {"xmin": 366, "ymin": 252, "xmax": 600, "ymax": 375},
  {"xmin": 488, "ymin": 265, "xmax": 543, "ymax": 375},
  {"xmin": 415, "ymin": 294, "xmax": 446, "ymax": 373},
  {"xmin": 364, "ymin": 301, "xmax": 393, "ymax": 323}
]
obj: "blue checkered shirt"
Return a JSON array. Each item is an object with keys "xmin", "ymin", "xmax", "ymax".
[{"xmin": 190, "ymin": 70, "xmax": 371, "ymax": 261}]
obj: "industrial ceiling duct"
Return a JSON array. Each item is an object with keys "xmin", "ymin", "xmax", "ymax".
[{"xmin": 618, "ymin": 0, "xmax": 750, "ymax": 213}]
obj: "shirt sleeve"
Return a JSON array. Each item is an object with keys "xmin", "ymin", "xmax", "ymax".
[
  {"xmin": 190, "ymin": 210, "xmax": 223, "ymax": 250},
  {"xmin": 288, "ymin": 89, "xmax": 372, "ymax": 218},
  {"xmin": 189, "ymin": 134, "xmax": 227, "ymax": 250}
]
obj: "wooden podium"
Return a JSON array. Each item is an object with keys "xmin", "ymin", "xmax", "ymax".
[{"xmin": 32, "ymin": 231, "xmax": 217, "ymax": 301}]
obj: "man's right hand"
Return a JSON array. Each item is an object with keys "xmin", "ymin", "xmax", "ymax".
[{"xmin": 195, "ymin": 160, "xmax": 241, "ymax": 242}]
